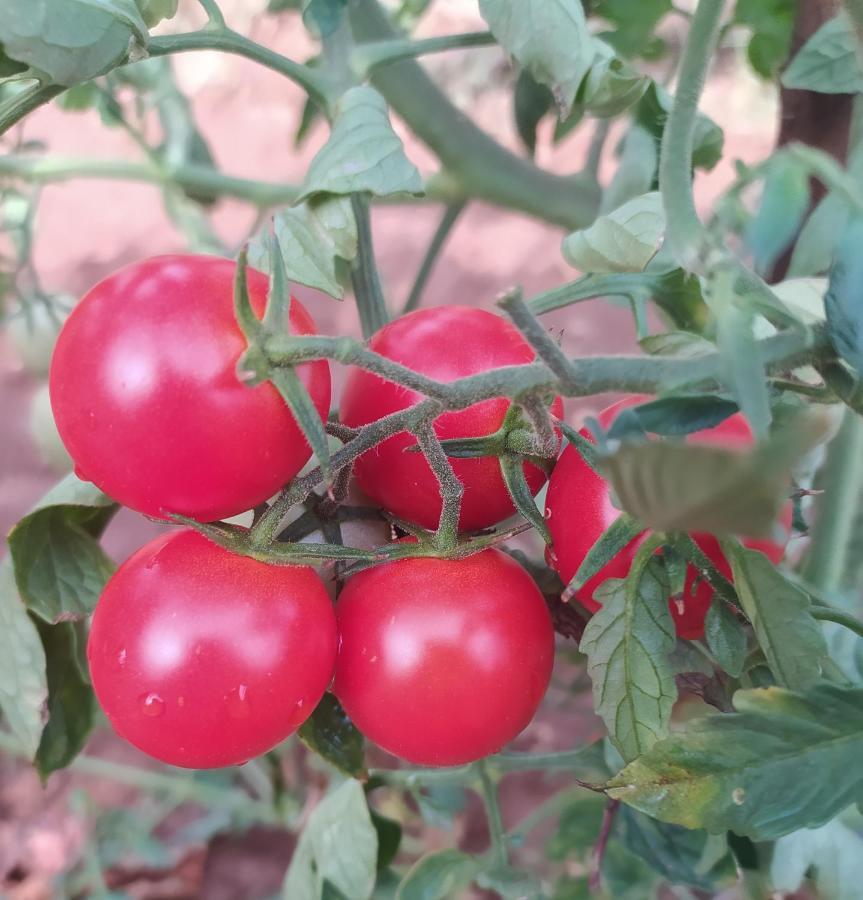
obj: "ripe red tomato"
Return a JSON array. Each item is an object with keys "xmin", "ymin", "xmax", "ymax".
[
  {"xmin": 50, "ymin": 255, "xmax": 331, "ymax": 522},
  {"xmin": 339, "ymin": 306, "xmax": 563, "ymax": 532},
  {"xmin": 545, "ymin": 397, "xmax": 791, "ymax": 640},
  {"xmin": 333, "ymin": 548, "xmax": 555, "ymax": 766},
  {"xmin": 88, "ymin": 529, "xmax": 337, "ymax": 768}
]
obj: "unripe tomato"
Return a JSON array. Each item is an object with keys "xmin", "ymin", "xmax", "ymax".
[
  {"xmin": 50, "ymin": 255, "xmax": 331, "ymax": 522},
  {"xmin": 545, "ymin": 397, "xmax": 791, "ymax": 640},
  {"xmin": 88, "ymin": 529, "xmax": 337, "ymax": 768},
  {"xmin": 339, "ymin": 306, "xmax": 563, "ymax": 532},
  {"xmin": 334, "ymin": 548, "xmax": 555, "ymax": 766}
]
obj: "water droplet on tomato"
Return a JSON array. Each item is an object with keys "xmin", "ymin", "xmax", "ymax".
[
  {"xmin": 139, "ymin": 692, "xmax": 165, "ymax": 717},
  {"xmin": 227, "ymin": 684, "xmax": 251, "ymax": 718}
]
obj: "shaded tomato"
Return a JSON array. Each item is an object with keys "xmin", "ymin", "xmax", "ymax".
[
  {"xmin": 333, "ymin": 547, "xmax": 555, "ymax": 766},
  {"xmin": 50, "ymin": 255, "xmax": 331, "ymax": 522},
  {"xmin": 545, "ymin": 397, "xmax": 791, "ymax": 639},
  {"xmin": 87, "ymin": 529, "xmax": 337, "ymax": 768},
  {"xmin": 339, "ymin": 306, "xmax": 563, "ymax": 531}
]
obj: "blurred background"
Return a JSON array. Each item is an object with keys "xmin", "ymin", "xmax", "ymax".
[{"xmin": 0, "ymin": 1, "xmax": 779, "ymax": 896}]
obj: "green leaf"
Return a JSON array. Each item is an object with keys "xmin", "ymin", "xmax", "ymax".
[
  {"xmin": 782, "ymin": 13, "xmax": 863, "ymax": 94},
  {"xmin": 513, "ymin": 68, "xmax": 554, "ymax": 156},
  {"xmin": 599, "ymin": 412, "xmax": 830, "ymax": 537},
  {"xmin": 590, "ymin": 0, "xmax": 671, "ymax": 60},
  {"xmin": 266, "ymin": 194, "xmax": 357, "ymax": 299},
  {"xmin": 733, "ymin": 0, "xmax": 795, "ymax": 79},
  {"xmin": 370, "ymin": 811, "xmax": 401, "ymax": 873},
  {"xmin": 578, "ymin": 43, "xmax": 649, "ymax": 119},
  {"xmin": 580, "ymin": 558, "xmax": 677, "ymax": 762},
  {"xmin": 0, "ymin": 0, "xmax": 141, "ymax": 86},
  {"xmin": 478, "ymin": 0, "xmax": 594, "ymax": 114},
  {"xmin": 726, "ymin": 542, "xmax": 828, "ymax": 690},
  {"xmin": 617, "ymin": 806, "xmax": 736, "ymax": 890},
  {"xmin": 283, "ymin": 779, "xmax": 378, "ymax": 900},
  {"xmin": 609, "ymin": 683, "xmax": 863, "ymax": 840},
  {"xmin": 396, "ymin": 850, "xmax": 482, "ymax": 900},
  {"xmin": 412, "ymin": 784, "xmax": 466, "ymax": 831},
  {"xmin": 826, "ymin": 214, "xmax": 863, "ymax": 379},
  {"xmin": 789, "ymin": 191, "xmax": 850, "ymax": 278},
  {"xmin": 771, "ymin": 819, "xmax": 863, "ymax": 899},
  {"xmin": 303, "ymin": 0, "xmax": 347, "ymax": 38},
  {"xmin": 601, "ymin": 125, "xmax": 658, "ymax": 214},
  {"xmin": 499, "ymin": 453, "xmax": 550, "ymax": 543},
  {"xmin": 135, "ymin": 0, "xmax": 177, "ymax": 26},
  {"xmin": 299, "ymin": 87, "xmax": 422, "ymax": 201},
  {"xmin": 704, "ymin": 598, "xmax": 747, "ymax": 678},
  {"xmin": 8, "ymin": 475, "xmax": 117, "ymax": 623},
  {"xmin": 299, "ymin": 693, "xmax": 367, "ymax": 780},
  {"xmin": 568, "ymin": 513, "xmax": 644, "ymax": 593},
  {"xmin": 639, "ymin": 330, "xmax": 715, "ymax": 358},
  {"xmin": 0, "ymin": 45, "xmax": 28, "ymax": 77},
  {"xmin": 476, "ymin": 866, "xmax": 542, "ymax": 899},
  {"xmin": 563, "ymin": 192, "xmax": 664, "ymax": 274},
  {"xmin": 0, "ymin": 559, "xmax": 48, "ymax": 757},
  {"xmin": 745, "ymin": 155, "xmax": 810, "ymax": 275},
  {"xmin": 35, "ymin": 620, "xmax": 96, "ymax": 779},
  {"xmin": 606, "ymin": 395, "xmax": 738, "ymax": 439}
]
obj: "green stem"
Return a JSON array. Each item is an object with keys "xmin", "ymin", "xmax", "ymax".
[
  {"xmin": 414, "ymin": 420, "xmax": 463, "ymax": 546},
  {"xmin": 811, "ymin": 605, "xmax": 863, "ymax": 641},
  {"xmin": 803, "ymin": 409, "xmax": 863, "ymax": 592},
  {"xmin": 844, "ymin": 0, "xmax": 863, "ymax": 60},
  {"xmin": 149, "ymin": 29, "xmax": 331, "ymax": 109},
  {"xmin": 477, "ymin": 759, "xmax": 508, "ymax": 868},
  {"xmin": 348, "ymin": 0, "xmax": 599, "ymax": 230},
  {"xmin": 530, "ymin": 271, "xmax": 664, "ymax": 315},
  {"xmin": 659, "ymin": 0, "xmax": 726, "ymax": 270},
  {"xmin": 0, "ymin": 153, "xmax": 299, "ymax": 207},
  {"xmin": 197, "ymin": 0, "xmax": 227, "ymax": 28},
  {"xmin": 402, "ymin": 201, "xmax": 466, "ymax": 314},
  {"xmin": 0, "ymin": 82, "xmax": 65, "ymax": 137},
  {"xmin": 350, "ymin": 194, "xmax": 390, "ymax": 338},
  {"xmin": 354, "ymin": 32, "xmax": 496, "ymax": 74}
]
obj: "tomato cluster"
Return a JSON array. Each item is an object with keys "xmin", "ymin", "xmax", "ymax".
[{"xmin": 49, "ymin": 255, "xmax": 790, "ymax": 769}]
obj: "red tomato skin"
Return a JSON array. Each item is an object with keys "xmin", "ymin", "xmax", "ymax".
[
  {"xmin": 545, "ymin": 397, "xmax": 791, "ymax": 640},
  {"xmin": 50, "ymin": 255, "xmax": 331, "ymax": 522},
  {"xmin": 333, "ymin": 548, "xmax": 555, "ymax": 766},
  {"xmin": 87, "ymin": 529, "xmax": 337, "ymax": 768},
  {"xmin": 339, "ymin": 306, "xmax": 563, "ymax": 532}
]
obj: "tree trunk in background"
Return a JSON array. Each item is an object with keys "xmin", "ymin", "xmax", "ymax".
[{"xmin": 772, "ymin": 0, "xmax": 854, "ymax": 279}]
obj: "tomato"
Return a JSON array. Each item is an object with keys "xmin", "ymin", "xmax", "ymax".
[
  {"xmin": 333, "ymin": 547, "xmax": 555, "ymax": 766},
  {"xmin": 339, "ymin": 306, "xmax": 563, "ymax": 532},
  {"xmin": 49, "ymin": 255, "xmax": 331, "ymax": 522},
  {"xmin": 545, "ymin": 397, "xmax": 792, "ymax": 640},
  {"xmin": 88, "ymin": 529, "xmax": 337, "ymax": 768}
]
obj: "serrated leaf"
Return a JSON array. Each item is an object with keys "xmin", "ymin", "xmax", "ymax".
[
  {"xmin": 599, "ymin": 412, "xmax": 829, "ymax": 537},
  {"xmin": 0, "ymin": 0, "xmax": 139, "ymax": 86},
  {"xmin": 580, "ymin": 560, "xmax": 677, "ymax": 762},
  {"xmin": 617, "ymin": 806, "xmax": 736, "ymax": 890},
  {"xmin": 568, "ymin": 513, "xmax": 644, "ymax": 593},
  {"xmin": 726, "ymin": 542, "xmax": 828, "ymax": 690},
  {"xmin": 299, "ymin": 693, "xmax": 366, "ymax": 779},
  {"xmin": 299, "ymin": 86, "xmax": 422, "ymax": 201},
  {"xmin": 771, "ymin": 819, "xmax": 863, "ymax": 899},
  {"xmin": 396, "ymin": 849, "xmax": 482, "ymax": 900},
  {"xmin": 0, "ymin": 560, "xmax": 48, "ymax": 757},
  {"xmin": 35, "ymin": 620, "xmax": 95, "ymax": 779},
  {"xmin": 8, "ymin": 475, "xmax": 117, "ymax": 623},
  {"xmin": 563, "ymin": 192, "xmax": 663, "ymax": 274},
  {"xmin": 826, "ymin": 214, "xmax": 863, "ymax": 378},
  {"xmin": 607, "ymin": 395, "xmax": 738, "ymax": 439},
  {"xmin": 782, "ymin": 13, "xmax": 863, "ymax": 93},
  {"xmin": 607, "ymin": 683, "xmax": 863, "ymax": 840},
  {"xmin": 704, "ymin": 598, "xmax": 747, "ymax": 677},
  {"xmin": 269, "ymin": 194, "xmax": 357, "ymax": 299},
  {"xmin": 283, "ymin": 779, "xmax": 377, "ymax": 900},
  {"xmin": 479, "ymin": 0, "xmax": 593, "ymax": 114}
]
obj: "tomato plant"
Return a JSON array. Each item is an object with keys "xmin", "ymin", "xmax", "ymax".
[
  {"xmin": 3, "ymin": 0, "xmax": 863, "ymax": 897},
  {"xmin": 49, "ymin": 255, "xmax": 331, "ymax": 522},
  {"xmin": 88, "ymin": 529, "xmax": 337, "ymax": 768},
  {"xmin": 546, "ymin": 396, "xmax": 793, "ymax": 638},
  {"xmin": 340, "ymin": 305, "xmax": 563, "ymax": 531},
  {"xmin": 333, "ymin": 547, "xmax": 555, "ymax": 766}
]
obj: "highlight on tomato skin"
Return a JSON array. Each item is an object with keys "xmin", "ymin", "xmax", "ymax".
[
  {"xmin": 545, "ymin": 396, "xmax": 793, "ymax": 640},
  {"xmin": 333, "ymin": 547, "xmax": 556, "ymax": 767},
  {"xmin": 87, "ymin": 529, "xmax": 338, "ymax": 769},
  {"xmin": 49, "ymin": 254, "xmax": 332, "ymax": 523},
  {"xmin": 339, "ymin": 305, "xmax": 564, "ymax": 532}
]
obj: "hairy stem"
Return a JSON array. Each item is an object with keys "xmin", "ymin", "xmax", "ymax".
[
  {"xmin": 350, "ymin": 194, "xmax": 390, "ymax": 338},
  {"xmin": 414, "ymin": 421, "xmax": 464, "ymax": 546},
  {"xmin": 477, "ymin": 759, "xmax": 508, "ymax": 868}
]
